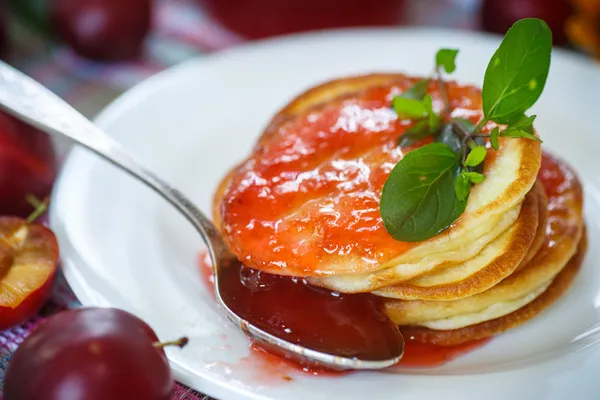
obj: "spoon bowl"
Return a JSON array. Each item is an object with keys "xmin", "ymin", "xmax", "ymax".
[{"xmin": 0, "ymin": 60, "xmax": 404, "ymax": 370}]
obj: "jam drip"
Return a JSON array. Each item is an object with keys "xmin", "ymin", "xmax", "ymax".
[{"xmin": 218, "ymin": 258, "xmax": 404, "ymax": 361}]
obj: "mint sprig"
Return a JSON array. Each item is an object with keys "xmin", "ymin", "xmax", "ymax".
[
  {"xmin": 380, "ymin": 18, "xmax": 551, "ymax": 242},
  {"xmin": 392, "ymin": 96, "xmax": 428, "ymax": 119},
  {"xmin": 436, "ymin": 49, "xmax": 459, "ymax": 74},
  {"xmin": 481, "ymin": 21, "xmax": 552, "ymax": 125},
  {"xmin": 464, "ymin": 146, "xmax": 486, "ymax": 167},
  {"xmin": 393, "ymin": 48, "xmax": 458, "ymax": 147}
]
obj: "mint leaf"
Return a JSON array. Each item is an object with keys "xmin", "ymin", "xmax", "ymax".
[
  {"xmin": 436, "ymin": 49, "xmax": 459, "ymax": 74},
  {"xmin": 397, "ymin": 95, "xmax": 442, "ymax": 146},
  {"xmin": 490, "ymin": 127, "xmax": 500, "ymax": 150},
  {"xmin": 462, "ymin": 171, "xmax": 485, "ymax": 184},
  {"xmin": 380, "ymin": 143, "xmax": 466, "ymax": 242},
  {"xmin": 456, "ymin": 170, "xmax": 484, "ymax": 201},
  {"xmin": 498, "ymin": 113, "xmax": 541, "ymax": 142},
  {"xmin": 503, "ymin": 114, "xmax": 537, "ymax": 135},
  {"xmin": 384, "ymin": 18, "xmax": 552, "ymax": 244},
  {"xmin": 401, "ymin": 79, "xmax": 430, "ymax": 101},
  {"xmin": 482, "ymin": 18, "xmax": 552, "ymax": 124},
  {"xmin": 423, "ymin": 95, "xmax": 441, "ymax": 131},
  {"xmin": 454, "ymin": 173, "xmax": 471, "ymax": 201},
  {"xmin": 423, "ymin": 95, "xmax": 434, "ymax": 114},
  {"xmin": 512, "ymin": 114, "xmax": 536, "ymax": 131},
  {"xmin": 464, "ymin": 146, "xmax": 487, "ymax": 167},
  {"xmin": 500, "ymin": 113, "xmax": 541, "ymax": 142},
  {"xmin": 499, "ymin": 129, "xmax": 542, "ymax": 142},
  {"xmin": 393, "ymin": 96, "xmax": 427, "ymax": 119},
  {"xmin": 429, "ymin": 113, "xmax": 441, "ymax": 132}
]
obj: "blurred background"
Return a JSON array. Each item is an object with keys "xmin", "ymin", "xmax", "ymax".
[{"xmin": 1, "ymin": 0, "xmax": 597, "ymax": 122}]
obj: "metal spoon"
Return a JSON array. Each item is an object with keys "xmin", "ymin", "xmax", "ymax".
[{"xmin": 0, "ymin": 60, "xmax": 404, "ymax": 370}]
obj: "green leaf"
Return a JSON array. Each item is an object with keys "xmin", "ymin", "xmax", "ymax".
[
  {"xmin": 490, "ymin": 127, "xmax": 500, "ymax": 150},
  {"xmin": 398, "ymin": 120, "xmax": 431, "ymax": 147},
  {"xmin": 454, "ymin": 172, "xmax": 471, "ymax": 202},
  {"xmin": 436, "ymin": 49, "xmax": 460, "ymax": 74},
  {"xmin": 462, "ymin": 171, "xmax": 486, "ymax": 184},
  {"xmin": 401, "ymin": 79, "xmax": 430, "ymax": 101},
  {"xmin": 423, "ymin": 95, "xmax": 433, "ymax": 114},
  {"xmin": 393, "ymin": 96, "xmax": 427, "ymax": 119},
  {"xmin": 429, "ymin": 112, "xmax": 441, "ymax": 132},
  {"xmin": 503, "ymin": 114, "xmax": 537, "ymax": 135},
  {"xmin": 482, "ymin": 18, "xmax": 552, "ymax": 124},
  {"xmin": 499, "ymin": 114, "xmax": 541, "ymax": 142},
  {"xmin": 380, "ymin": 143, "xmax": 466, "ymax": 242},
  {"xmin": 423, "ymin": 95, "xmax": 441, "ymax": 131},
  {"xmin": 465, "ymin": 146, "xmax": 487, "ymax": 167},
  {"xmin": 435, "ymin": 124, "xmax": 462, "ymax": 155},
  {"xmin": 397, "ymin": 96, "xmax": 442, "ymax": 146},
  {"xmin": 512, "ymin": 114, "xmax": 536, "ymax": 131},
  {"xmin": 499, "ymin": 129, "xmax": 542, "ymax": 142}
]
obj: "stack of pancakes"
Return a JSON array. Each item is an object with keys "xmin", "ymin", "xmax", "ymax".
[{"xmin": 213, "ymin": 74, "xmax": 586, "ymax": 346}]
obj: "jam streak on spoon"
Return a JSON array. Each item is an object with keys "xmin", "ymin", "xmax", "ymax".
[
  {"xmin": 201, "ymin": 254, "xmax": 485, "ymax": 369},
  {"xmin": 218, "ymin": 258, "xmax": 404, "ymax": 362}
]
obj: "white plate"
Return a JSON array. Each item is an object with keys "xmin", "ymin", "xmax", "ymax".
[{"xmin": 50, "ymin": 28, "xmax": 600, "ymax": 400}]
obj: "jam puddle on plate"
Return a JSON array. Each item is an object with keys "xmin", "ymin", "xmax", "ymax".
[
  {"xmin": 198, "ymin": 252, "xmax": 487, "ymax": 371},
  {"xmin": 394, "ymin": 337, "xmax": 490, "ymax": 368}
]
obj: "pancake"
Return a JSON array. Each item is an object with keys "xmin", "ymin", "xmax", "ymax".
[
  {"xmin": 373, "ymin": 182, "xmax": 543, "ymax": 301},
  {"xmin": 397, "ymin": 232, "xmax": 587, "ymax": 346},
  {"xmin": 308, "ymin": 205, "xmax": 522, "ymax": 292},
  {"xmin": 515, "ymin": 186, "xmax": 549, "ymax": 269},
  {"xmin": 213, "ymin": 74, "xmax": 542, "ymax": 286},
  {"xmin": 383, "ymin": 153, "xmax": 584, "ymax": 343}
]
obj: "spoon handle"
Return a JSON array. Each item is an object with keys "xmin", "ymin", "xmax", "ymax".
[{"xmin": 0, "ymin": 60, "xmax": 229, "ymax": 259}]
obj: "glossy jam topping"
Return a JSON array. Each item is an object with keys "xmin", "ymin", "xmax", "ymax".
[{"xmin": 220, "ymin": 79, "xmax": 486, "ymax": 276}]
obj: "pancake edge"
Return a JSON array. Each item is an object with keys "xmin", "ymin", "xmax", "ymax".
[{"xmin": 397, "ymin": 230, "xmax": 587, "ymax": 346}]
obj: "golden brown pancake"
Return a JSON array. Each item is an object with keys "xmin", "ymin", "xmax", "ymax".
[
  {"xmin": 308, "ymin": 206, "xmax": 522, "ymax": 291},
  {"xmin": 397, "ymin": 232, "xmax": 587, "ymax": 346},
  {"xmin": 373, "ymin": 182, "xmax": 542, "ymax": 301},
  {"xmin": 383, "ymin": 153, "xmax": 585, "ymax": 341},
  {"xmin": 213, "ymin": 74, "xmax": 542, "ymax": 290},
  {"xmin": 212, "ymin": 70, "xmax": 586, "ymax": 349}
]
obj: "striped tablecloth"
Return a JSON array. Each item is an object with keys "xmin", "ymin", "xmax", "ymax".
[{"xmin": 0, "ymin": 0, "xmax": 481, "ymax": 398}]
